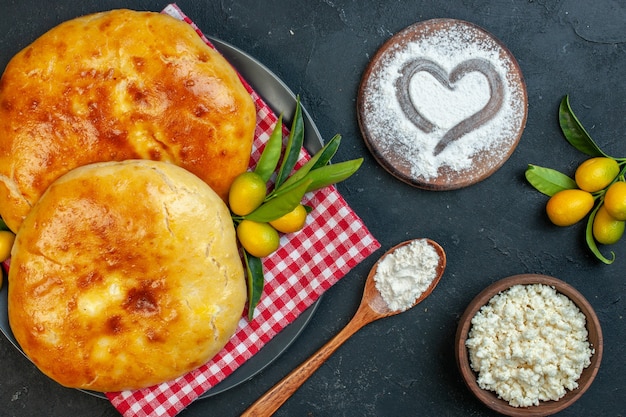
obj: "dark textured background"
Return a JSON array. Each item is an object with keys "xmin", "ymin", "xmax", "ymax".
[{"xmin": 1, "ymin": 1, "xmax": 625, "ymax": 416}]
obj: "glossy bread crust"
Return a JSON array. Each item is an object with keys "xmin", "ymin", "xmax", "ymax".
[
  {"xmin": 8, "ymin": 160, "xmax": 246, "ymax": 392},
  {"xmin": 0, "ymin": 9, "xmax": 256, "ymax": 232}
]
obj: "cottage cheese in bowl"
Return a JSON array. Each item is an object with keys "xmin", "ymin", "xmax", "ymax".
[
  {"xmin": 455, "ymin": 274, "xmax": 603, "ymax": 416},
  {"xmin": 466, "ymin": 284, "xmax": 593, "ymax": 407}
]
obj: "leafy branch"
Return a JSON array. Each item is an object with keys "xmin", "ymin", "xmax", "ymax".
[
  {"xmin": 235, "ymin": 97, "xmax": 363, "ymax": 319},
  {"xmin": 526, "ymin": 95, "xmax": 626, "ymax": 264}
]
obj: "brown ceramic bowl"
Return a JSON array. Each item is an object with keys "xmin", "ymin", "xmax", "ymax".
[{"xmin": 455, "ymin": 274, "xmax": 603, "ymax": 416}]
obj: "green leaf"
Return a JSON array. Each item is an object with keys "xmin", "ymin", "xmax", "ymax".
[
  {"xmin": 275, "ymin": 97, "xmax": 305, "ymax": 188},
  {"xmin": 0, "ymin": 218, "xmax": 8, "ymax": 231},
  {"xmin": 309, "ymin": 134, "xmax": 342, "ymax": 170},
  {"xmin": 303, "ymin": 159, "xmax": 363, "ymax": 192},
  {"xmin": 585, "ymin": 205, "xmax": 616, "ymax": 264},
  {"xmin": 272, "ymin": 158, "xmax": 363, "ymax": 201},
  {"xmin": 246, "ymin": 179, "xmax": 311, "ymax": 223},
  {"xmin": 243, "ymin": 250, "xmax": 265, "ymax": 320},
  {"xmin": 559, "ymin": 95, "xmax": 607, "ymax": 157},
  {"xmin": 254, "ymin": 115, "xmax": 284, "ymax": 182},
  {"xmin": 525, "ymin": 164, "xmax": 577, "ymax": 196},
  {"xmin": 274, "ymin": 134, "xmax": 342, "ymax": 195}
]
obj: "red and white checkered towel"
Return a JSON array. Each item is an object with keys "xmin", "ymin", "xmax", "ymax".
[{"xmin": 102, "ymin": 4, "xmax": 380, "ymax": 416}]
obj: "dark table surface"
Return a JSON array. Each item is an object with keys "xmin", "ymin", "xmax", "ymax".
[{"xmin": 1, "ymin": 1, "xmax": 625, "ymax": 416}]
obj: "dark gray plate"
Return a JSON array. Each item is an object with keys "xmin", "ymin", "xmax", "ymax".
[{"xmin": 0, "ymin": 35, "xmax": 322, "ymax": 400}]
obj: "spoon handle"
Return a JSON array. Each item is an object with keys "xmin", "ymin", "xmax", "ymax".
[{"xmin": 240, "ymin": 312, "xmax": 370, "ymax": 417}]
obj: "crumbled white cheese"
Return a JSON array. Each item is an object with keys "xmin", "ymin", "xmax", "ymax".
[{"xmin": 465, "ymin": 284, "xmax": 594, "ymax": 407}]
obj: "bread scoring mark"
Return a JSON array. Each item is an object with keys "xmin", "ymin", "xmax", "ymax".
[
  {"xmin": 162, "ymin": 202, "xmax": 174, "ymax": 237},
  {"xmin": 207, "ymin": 314, "xmax": 219, "ymax": 342},
  {"xmin": 147, "ymin": 165, "xmax": 178, "ymax": 192},
  {"xmin": 0, "ymin": 174, "xmax": 31, "ymax": 208},
  {"xmin": 146, "ymin": 165, "xmax": 180, "ymax": 237},
  {"xmin": 32, "ymin": 274, "xmax": 63, "ymax": 297}
]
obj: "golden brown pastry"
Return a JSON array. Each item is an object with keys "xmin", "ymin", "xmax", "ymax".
[
  {"xmin": 0, "ymin": 9, "xmax": 256, "ymax": 233},
  {"xmin": 8, "ymin": 160, "xmax": 246, "ymax": 392}
]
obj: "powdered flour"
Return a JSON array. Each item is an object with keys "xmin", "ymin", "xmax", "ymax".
[
  {"xmin": 361, "ymin": 21, "xmax": 525, "ymax": 182},
  {"xmin": 373, "ymin": 239, "xmax": 440, "ymax": 311}
]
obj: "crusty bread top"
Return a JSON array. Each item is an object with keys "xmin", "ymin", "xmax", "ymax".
[
  {"xmin": 0, "ymin": 9, "xmax": 256, "ymax": 232},
  {"xmin": 8, "ymin": 160, "xmax": 246, "ymax": 392}
]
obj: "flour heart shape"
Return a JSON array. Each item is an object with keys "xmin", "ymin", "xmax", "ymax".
[{"xmin": 395, "ymin": 58, "xmax": 504, "ymax": 156}]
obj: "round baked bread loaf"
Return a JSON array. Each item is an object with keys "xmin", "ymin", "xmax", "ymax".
[
  {"xmin": 8, "ymin": 160, "xmax": 246, "ymax": 392},
  {"xmin": 0, "ymin": 9, "xmax": 256, "ymax": 233}
]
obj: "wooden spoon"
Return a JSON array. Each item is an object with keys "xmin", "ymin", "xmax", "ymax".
[{"xmin": 241, "ymin": 238, "xmax": 446, "ymax": 417}]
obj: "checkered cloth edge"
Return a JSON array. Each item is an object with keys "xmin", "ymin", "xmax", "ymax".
[{"xmin": 103, "ymin": 4, "xmax": 380, "ymax": 416}]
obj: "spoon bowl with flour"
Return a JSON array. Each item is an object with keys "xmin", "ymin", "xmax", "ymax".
[{"xmin": 241, "ymin": 238, "xmax": 446, "ymax": 417}]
